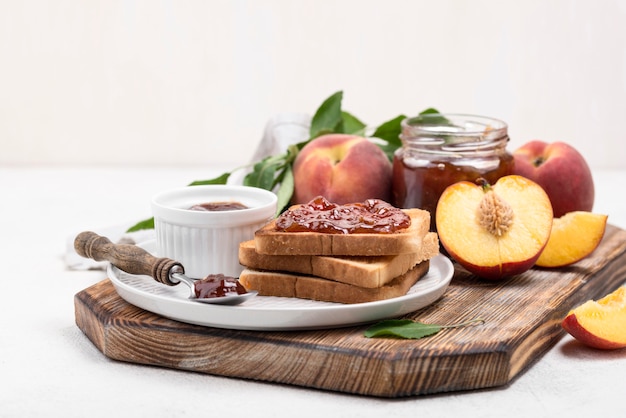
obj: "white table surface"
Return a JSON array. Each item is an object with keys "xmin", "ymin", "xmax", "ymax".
[{"xmin": 2, "ymin": 165, "xmax": 625, "ymax": 418}]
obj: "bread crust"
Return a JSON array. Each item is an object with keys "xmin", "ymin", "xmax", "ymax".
[
  {"xmin": 239, "ymin": 232, "xmax": 439, "ymax": 288},
  {"xmin": 254, "ymin": 208, "xmax": 431, "ymax": 256},
  {"xmin": 239, "ymin": 260, "xmax": 430, "ymax": 304}
]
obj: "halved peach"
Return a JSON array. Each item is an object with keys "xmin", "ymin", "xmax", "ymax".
[
  {"xmin": 562, "ymin": 287, "xmax": 626, "ymax": 349},
  {"xmin": 436, "ymin": 175, "xmax": 553, "ymax": 280},
  {"xmin": 535, "ymin": 211, "xmax": 608, "ymax": 268}
]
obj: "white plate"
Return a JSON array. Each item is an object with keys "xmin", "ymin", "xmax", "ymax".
[{"xmin": 108, "ymin": 241, "xmax": 454, "ymax": 331}]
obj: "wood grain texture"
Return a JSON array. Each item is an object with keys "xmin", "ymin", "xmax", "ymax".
[
  {"xmin": 74, "ymin": 231, "xmax": 182, "ymax": 285},
  {"xmin": 74, "ymin": 225, "xmax": 626, "ymax": 397}
]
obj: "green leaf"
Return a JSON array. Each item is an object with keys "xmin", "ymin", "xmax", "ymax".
[
  {"xmin": 244, "ymin": 156, "xmax": 282, "ymax": 190},
  {"xmin": 364, "ymin": 319, "xmax": 441, "ymax": 339},
  {"xmin": 187, "ymin": 171, "xmax": 231, "ymax": 186},
  {"xmin": 126, "ymin": 217, "xmax": 155, "ymax": 233},
  {"xmin": 294, "ymin": 137, "xmax": 313, "ymax": 152},
  {"xmin": 406, "ymin": 107, "xmax": 450, "ymax": 126},
  {"xmin": 364, "ymin": 318, "xmax": 484, "ymax": 340},
  {"xmin": 341, "ymin": 111, "xmax": 367, "ymax": 135},
  {"xmin": 310, "ymin": 91, "xmax": 344, "ymax": 138},
  {"xmin": 420, "ymin": 107, "xmax": 442, "ymax": 115},
  {"xmin": 370, "ymin": 108, "xmax": 447, "ymax": 161},
  {"xmin": 371, "ymin": 114, "xmax": 406, "ymax": 161},
  {"xmin": 371, "ymin": 114, "xmax": 405, "ymax": 144},
  {"xmin": 274, "ymin": 164, "xmax": 294, "ymax": 215}
]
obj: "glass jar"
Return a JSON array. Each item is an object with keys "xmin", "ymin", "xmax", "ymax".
[{"xmin": 391, "ymin": 114, "xmax": 514, "ymax": 232}]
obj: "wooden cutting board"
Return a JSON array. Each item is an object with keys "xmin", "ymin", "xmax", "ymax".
[{"xmin": 75, "ymin": 225, "xmax": 626, "ymax": 397}]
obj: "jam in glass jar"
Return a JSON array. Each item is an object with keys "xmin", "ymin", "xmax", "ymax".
[{"xmin": 391, "ymin": 114, "xmax": 514, "ymax": 232}]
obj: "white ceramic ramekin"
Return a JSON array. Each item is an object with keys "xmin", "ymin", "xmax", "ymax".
[{"xmin": 151, "ymin": 185, "xmax": 277, "ymax": 278}]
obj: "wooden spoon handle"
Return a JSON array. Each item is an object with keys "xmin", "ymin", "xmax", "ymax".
[{"xmin": 74, "ymin": 231, "xmax": 182, "ymax": 286}]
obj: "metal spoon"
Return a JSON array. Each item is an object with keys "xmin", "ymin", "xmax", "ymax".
[{"xmin": 74, "ymin": 231, "xmax": 257, "ymax": 305}]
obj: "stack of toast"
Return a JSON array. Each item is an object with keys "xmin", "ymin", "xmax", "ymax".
[{"xmin": 238, "ymin": 204, "xmax": 439, "ymax": 304}]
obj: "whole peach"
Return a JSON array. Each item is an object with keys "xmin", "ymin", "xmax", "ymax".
[
  {"xmin": 292, "ymin": 134, "xmax": 392, "ymax": 205},
  {"xmin": 513, "ymin": 140, "xmax": 594, "ymax": 218}
]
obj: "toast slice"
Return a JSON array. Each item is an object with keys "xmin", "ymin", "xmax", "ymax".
[
  {"xmin": 239, "ymin": 232, "xmax": 439, "ymax": 288},
  {"xmin": 239, "ymin": 260, "xmax": 430, "ymax": 304},
  {"xmin": 253, "ymin": 208, "xmax": 431, "ymax": 256}
]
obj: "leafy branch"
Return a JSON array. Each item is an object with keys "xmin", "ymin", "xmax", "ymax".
[{"xmin": 127, "ymin": 91, "xmax": 436, "ymax": 232}]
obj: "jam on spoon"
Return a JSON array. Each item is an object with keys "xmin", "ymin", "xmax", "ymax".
[
  {"xmin": 194, "ymin": 274, "xmax": 249, "ymax": 299},
  {"xmin": 73, "ymin": 231, "xmax": 256, "ymax": 305}
]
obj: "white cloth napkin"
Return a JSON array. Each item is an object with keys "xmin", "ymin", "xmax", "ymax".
[{"xmin": 65, "ymin": 112, "xmax": 311, "ymax": 271}]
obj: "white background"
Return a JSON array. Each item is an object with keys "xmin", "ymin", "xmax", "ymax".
[{"xmin": 2, "ymin": 0, "xmax": 625, "ymax": 169}]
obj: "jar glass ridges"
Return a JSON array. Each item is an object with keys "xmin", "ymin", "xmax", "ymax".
[{"xmin": 391, "ymin": 114, "xmax": 514, "ymax": 232}]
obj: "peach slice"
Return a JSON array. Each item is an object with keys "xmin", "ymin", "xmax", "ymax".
[
  {"xmin": 562, "ymin": 287, "xmax": 626, "ymax": 349},
  {"xmin": 535, "ymin": 211, "xmax": 608, "ymax": 268},
  {"xmin": 436, "ymin": 175, "xmax": 553, "ymax": 280}
]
